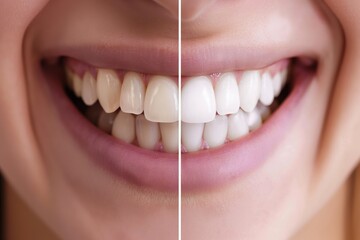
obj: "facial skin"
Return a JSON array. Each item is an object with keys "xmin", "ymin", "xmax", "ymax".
[{"xmin": 0, "ymin": 1, "xmax": 359, "ymax": 240}]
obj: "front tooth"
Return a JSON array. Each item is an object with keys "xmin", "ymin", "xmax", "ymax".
[
  {"xmin": 259, "ymin": 72, "xmax": 274, "ymax": 106},
  {"xmin": 227, "ymin": 110, "xmax": 249, "ymax": 140},
  {"xmin": 160, "ymin": 122, "xmax": 178, "ymax": 153},
  {"xmin": 239, "ymin": 71, "xmax": 261, "ymax": 112},
  {"xmin": 215, "ymin": 72, "xmax": 240, "ymax": 115},
  {"xmin": 97, "ymin": 69, "xmax": 121, "ymax": 113},
  {"xmin": 203, "ymin": 115, "xmax": 228, "ymax": 148},
  {"xmin": 112, "ymin": 111, "xmax": 136, "ymax": 143},
  {"xmin": 82, "ymin": 72, "xmax": 97, "ymax": 106},
  {"xmin": 98, "ymin": 111, "xmax": 117, "ymax": 133},
  {"xmin": 73, "ymin": 74, "xmax": 83, "ymax": 97},
  {"xmin": 120, "ymin": 72, "xmax": 145, "ymax": 115},
  {"xmin": 272, "ymin": 72, "xmax": 282, "ymax": 97},
  {"xmin": 144, "ymin": 76, "xmax": 178, "ymax": 123},
  {"xmin": 136, "ymin": 115, "xmax": 160, "ymax": 150},
  {"xmin": 181, "ymin": 122, "xmax": 204, "ymax": 152},
  {"xmin": 182, "ymin": 76, "xmax": 216, "ymax": 123},
  {"xmin": 245, "ymin": 109, "xmax": 262, "ymax": 131}
]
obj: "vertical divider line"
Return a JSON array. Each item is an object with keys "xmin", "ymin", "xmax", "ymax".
[{"xmin": 178, "ymin": 0, "xmax": 182, "ymax": 239}]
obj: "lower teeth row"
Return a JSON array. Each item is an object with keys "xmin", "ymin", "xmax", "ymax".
[{"xmin": 82, "ymin": 102, "xmax": 275, "ymax": 153}]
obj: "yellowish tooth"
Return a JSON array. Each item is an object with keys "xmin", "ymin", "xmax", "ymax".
[
  {"xmin": 98, "ymin": 111, "xmax": 117, "ymax": 133},
  {"xmin": 136, "ymin": 115, "xmax": 160, "ymax": 150},
  {"xmin": 65, "ymin": 66, "xmax": 74, "ymax": 88},
  {"xmin": 73, "ymin": 74, "xmax": 83, "ymax": 97},
  {"xmin": 81, "ymin": 72, "xmax": 97, "ymax": 106},
  {"xmin": 160, "ymin": 122, "xmax": 178, "ymax": 153},
  {"xmin": 120, "ymin": 72, "xmax": 145, "ymax": 114},
  {"xmin": 97, "ymin": 69, "xmax": 121, "ymax": 113},
  {"xmin": 112, "ymin": 111, "xmax": 136, "ymax": 143},
  {"xmin": 144, "ymin": 76, "xmax": 178, "ymax": 123}
]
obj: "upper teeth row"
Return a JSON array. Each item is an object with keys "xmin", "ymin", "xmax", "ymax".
[{"xmin": 65, "ymin": 66, "xmax": 288, "ymax": 124}]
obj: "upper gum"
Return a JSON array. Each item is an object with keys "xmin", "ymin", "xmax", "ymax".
[{"xmin": 65, "ymin": 57, "xmax": 290, "ymax": 86}]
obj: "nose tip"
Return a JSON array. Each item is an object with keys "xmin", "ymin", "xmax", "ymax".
[
  {"xmin": 182, "ymin": 0, "xmax": 217, "ymax": 21},
  {"xmin": 153, "ymin": 0, "xmax": 178, "ymax": 18}
]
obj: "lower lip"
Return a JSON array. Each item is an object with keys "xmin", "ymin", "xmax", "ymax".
[{"xmin": 42, "ymin": 61, "xmax": 312, "ymax": 192}]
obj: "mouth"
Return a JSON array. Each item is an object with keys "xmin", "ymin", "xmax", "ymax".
[{"xmin": 40, "ymin": 51, "xmax": 316, "ymax": 191}]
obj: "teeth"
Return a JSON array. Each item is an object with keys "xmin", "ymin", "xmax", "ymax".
[
  {"xmin": 203, "ymin": 115, "xmax": 228, "ymax": 148},
  {"xmin": 73, "ymin": 74, "xmax": 83, "ymax": 97},
  {"xmin": 97, "ymin": 69, "xmax": 121, "ymax": 113},
  {"xmin": 181, "ymin": 122, "xmax": 204, "ymax": 152},
  {"xmin": 66, "ymin": 61, "xmax": 289, "ymax": 152},
  {"xmin": 81, "ymin": 72, "xmax": 97, "ymax": 106},
  {"xmin": 227, "ymin": 110, "xmax": 249, "ymax": 141},
  {"xmin": 238, "ymin": 71, "xmax": 261, "ymax": 113},
  {"xmin": 182, "ymin": 76, "xmax": 216, "ymax": 123},
  {"xmin": 259, "ymin": 72, "xmax": 275, "ymax": 106},
  {"xmin": 245, "ymin": 109, "xmax": 262, "ymax": 131},
  {"xmin": 120, "ymin": 72, "xmax": 145, "ymax": 115},
  {"xmin": 272, "ymin": 72, "xmax": 282, "ymax": 97},
  {"xmin": 135, "ymin": 115, "xmax": 160, "ymax": 150},
  {"xmin": 160, "ymin": 122, "xmax": 178, "ymax": 153},
  {"xmin": 215, "ymin": 73, "xmax": 240, "ymax": 115},
  {"xmin": 112, "ymin": 111, "xmax": 136, "ymax": 143},
  {"xmin": 98, "ymin": 111, "xmax": 117, "ymax": 133},
  {"xmin": 144, "ymin": 75, "xmax": 178, "ymax": 123}
]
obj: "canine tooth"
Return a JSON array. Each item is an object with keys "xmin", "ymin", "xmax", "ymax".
[
  {"xmin": 136, "ymin": 115, "xmax": 160, "ymax": 150},
  {"xmin": 204, "ymin": 115, "xmax": 228, "ymax": 148},
  {"xmin": 257, "ymin": 104, "xmax": 271, "ymax": 121},
  {"xmin": 245, "ymin": 109, "xmax": 262, "ymax": 131},
  {"xmin": 112, "ymin": 111, "xmax": 136, "ymax": 143},
  {"xmin": 181, "ymin": 122, "xmax": 204, "ymax": 152},
  {"xmin": 98, "ymin": 111, "xmax": 117, "ymax": 133},
  {"xmin": 65, "ymin": 67, "xmax": 74, "ymax": 88},
  {"xmin": 227, "ymin": 110, "xmax": 249, "ymax": 140},
  {"xmin": 82, "ymin": 72, "xmax": 97, "ymax": 106},
  {"xmin": 272, "ymin": 72, "xmax": 282, "ymax": 97},
  {"xmin": 239, "ymin": 71, "xmax": 261, "ymax": 112},
  {"xmin": 182, "ymin": 76, "xmax": 216, "ymax": 123},
  {"xmin": 281, "ymin": 68, "xmax": 288, "ymax": 87},
  {"xmin": 73, "ymin": 74, "xmax": 83, "ymax": 97},
  {"xmin": 215, "ymin": 73, "xmax": 240, "ymax": 115},
  {"xmin": 160, "ymin": 122, "xmax": 178, "ymax": 153},
  {"xmin": 144, "ymin": 76, "xmax": 178, "ymax": 123},
  {"xmin": 259, "ymin": 72, "xmax": 274, "ymax": 106},
  {"xmin": 97, "ymin": 69, "xmax": 121, "ymax": 113},
  {"xmin": 120, "ymin": 72, "xmax": 145, "ymax": 115}
]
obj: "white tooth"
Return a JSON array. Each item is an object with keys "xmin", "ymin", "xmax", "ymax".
[
  {"xmin": 98, "ymin": 111, "xmax": 117, "ymax": 133},
  {"xmin": 144, "ymin": 76, "xmax": 178, "ymax": 123},
  {"xmin": 181, "ymin": 122, "xmax": 204, "ymax": 152},
  {"xmin": 259, "ymin": 72, "xmax": 275, "ymax": 106},
  {"xmin": 73, "ymin": 74, "xmax": 83, "ymax": 97},
  {"xmin": 203, "ymin": 115, "xmax": 228, "ymax": 148},
  {"xmin": 215, "ymin": 72, "xmax": 240, "ymax": 115},
  {"xmin": 245, "ymin": 109, "xmax": 262, "ymax": 131},
  {"xmin": 281, "ymin": 68, "xmax": 288, "ymax": 87},
  {"xmin": 272, "ymin": 72, "xmax": 282, "ymax": 97},
  {"xmin": 160, "ymin": 122, "xmax": 178, "ymax": 153},
  {"xmin": 136, "ymin": 115, "xmax": 160, "ymax": 150},
  {"xmin": 239, "ymin": 71, "xmax": 261, "ymax": 113},
  {"xmin": 81, "ymin": 72, "xmax": 97, "ymax": 106},
  {"xmin": 112, "ymin": 111, "xmax": 135, "ymax": 143},
  {"xmin": 120, "ymin": 72, "xmax": 145, "ymax": 114},
  {"xmin": 227, "ymin": 110, "xmax": 249, "ymax": 141},
  {"xmin": 97, "ymin": 69, "xmax": 121, "ymax": 113},
  {"xmin": 257, "ymin": 103, "xmax": 271, "ymax": 121},
  {"xmin": 182, "ymin": 76, "xmax": 216, "ymax": 123}
]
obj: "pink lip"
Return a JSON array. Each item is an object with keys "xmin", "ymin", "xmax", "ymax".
[{"xmin": 41, "ymin": 55, "xmax": 313, "ymax": 192}]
